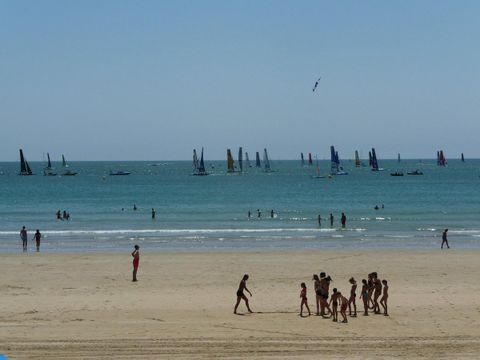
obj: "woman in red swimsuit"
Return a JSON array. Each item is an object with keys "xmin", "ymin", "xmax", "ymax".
[{"xmin": 131, "ymin": 245, "xmax": 140, "ymax": 282}]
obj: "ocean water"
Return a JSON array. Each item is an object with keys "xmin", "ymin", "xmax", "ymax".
[{"xmin": 1, "ymin": 159, "xmax": 479, "ymax": 252}]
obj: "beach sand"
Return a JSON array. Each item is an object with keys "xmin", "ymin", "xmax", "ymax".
[{"xmin": 1, "ymin": 249, "xmax": 479, "ymax": 359}]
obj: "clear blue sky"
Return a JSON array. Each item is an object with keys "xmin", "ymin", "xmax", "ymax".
[{"xmin": 1, "ymin": 0, "xmax": 479, "ymax": 161}]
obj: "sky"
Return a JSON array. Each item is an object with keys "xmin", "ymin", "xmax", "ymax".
[{"xmin": 1, "ymin": 0, "xmax": 479, "ymax": 161}]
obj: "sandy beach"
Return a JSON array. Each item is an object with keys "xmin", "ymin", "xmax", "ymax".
[{"xmin": 1, "ymin": 249, "xmax": 479, "ymax": 359}]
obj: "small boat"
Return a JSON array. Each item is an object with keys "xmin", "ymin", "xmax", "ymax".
[
  {"xmin": 61, "ymin": 154, "xmax": 78, "ymax": 176},
  {"xmin": 43, "ymin": 152, "xmax": 57, "ymax": 176},
  {"xmin": 330, "ymin": 146, "xmax": 348, "ymax": 175},
  {"xmin": 437, "ymin": 150, "xmax": 447, "ymax": 166},
  {"xmin": 371, "ymin": 148, "xmax": 384, "ymax": 172},
  {"xmin": 355, "ymin": 150, "xmax": 361, "ymax": 167},
  {"xmin": 238, "ymin": 147, "xmax": 243, "ymax": 173},
  {"xmin": 193, "ymin": 147, "xmax": 208, "ymax": 176},
  {"xmin": 407, "ymin": 170, "xmax": 423, "ymax": 175},
  {"xmin": 263, "ymin": 148, "xmax": 272, "ymax": 172},
  {"xmin": 19, "ymin": 149, "xmax": 34, "ymax": 175},
  {"xmin": 390, "ymin": 171, "xmax": 404, "ymax": 177},
  {"xmin": 227, "ymin": 149, "xmax": 235, "ymax": 173},
  {"xmin": 109, "ymin": 170, "xmax": 131, "ymax": 176},
  {"xmin": 461, "ymin": 153, "xmax": 465, "ymax": 162}
]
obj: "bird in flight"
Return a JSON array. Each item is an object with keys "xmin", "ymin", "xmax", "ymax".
[{"xmin": 312, "ymin": 77, "xmax": 321, "ymax": 92}]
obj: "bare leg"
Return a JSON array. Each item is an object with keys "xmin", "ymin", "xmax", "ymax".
[
  {"xmin": 316, "ymin": 295, "xmax": 320, "ymax": 315},
  {"xmin": 243, "ymin": 295, "xmax": 253, "ymax": 313},
  {"xmin": 132, "ymin": 268, "xmax": 138, "ymax": 281},
  {"xmin": 234, "ymin": 296, "xmax": 241, "ymax": 314}
]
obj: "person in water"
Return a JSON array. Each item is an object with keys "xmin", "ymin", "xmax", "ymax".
[
  {"xmin": 329, "ymin": 213, "xmax": 334, "ymax": 227},
  {"xmin": 380, "ymin": 279, "xmax": 389, "ymax": 316},
  {"xmin": 441, "ymin": 229, "xmax": 450, "ymax": 249},
  {"xmin": 248, "ymin": 210, "xmax": 251, "ymax": 219},
  {"xmin": 33, "ymin": 229, "xmax": 42, "ymax": 252},
  {"xmin": 257, "ymin": 209, "xmax": 261, "ymax": 218},
  {"xmin": 348, "ymin": 277, "xmax": 357, "ymax": 317},
  {"xmin": 133, "ymin": 204, "xmax": 138, "ymax": 211},
  {"xmin": 270, "ymin": 209, "xmax": 275, "ymax": 218},
  {"xmin": 131, "ymin": 245, "xmax": 140, "ymax": 282},
  {"xmin": 151, "ymin": 208, "xmax": 156, "ymax": 219},
  {"xmin": 234, "ymin": 274, "xmax": 253, "ymax": 314},
  {"xmin": 341, "ymin": 212, "xmax": 346, "ymax": 228},
  {"xmin": 20, "ymin": 226, "xmax": 28, "ymax": 252},
  {"xmin": 56, "ymin": 210, "xmax": 62, "ymax": 220},
  {"xmin": 299, "ymin": 282, "xmax": 311, "ymax": 317},
  {"xmin": 374, "ymin": 205, "xmax": 379, "ymax": 210},
  {"xmin": 318, "ymin": 214, "xmax": 321, "ymax": 227}
]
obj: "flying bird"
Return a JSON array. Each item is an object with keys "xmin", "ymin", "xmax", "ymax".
[{"xmin": 312, "ymin": 77, "xmax": 321, "ymax": 92}]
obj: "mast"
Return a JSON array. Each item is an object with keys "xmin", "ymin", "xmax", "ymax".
[
  {"xmin": 436, "ymin": 151, "xmax": 440, "ymax": 165},
  {"xmin": 47, "ymin": 153, "xmax": 52, "ymax": 168},
  {"xmin": 245, "ymin": 152, "xmax": 251, "ymax": 168},
  {"xmin": 368, "ymin": 151, "xmax": 373, "ymax": 166},
  {"xmin": 192, "ymin": 149, "xmax": 199, "ymax": 172},
  {"xmin": 238, "ymin": 147, "xmax": 243, "ymax": 172},
  {"xmin": 301, "ymin": 153, "xmax": 305, "ymax": 166},
  {"xmin": 308, "ymin": 153, "xmax": 313, "ymax": 165},
  {"xmin": 227, "ymin": 149, "xmax": 235, "ymax": 172},
  {"xmin": 263, "ymin": 148, "xmax": 271, "ymax": 172},
  {"xmin": 371, "ymin": 148, "xmax": 379, "ymax": 171},
  {"xmin": 19, "ymin": 149, "xmax": 33, "ymax": 175},
  {"xmin": 330, "ymin": 146, "xmax": 338, "ymax": 175},
  {"xmin": 355, "ymin": 150, "xmax": 360, "ymax": 167},
  {"xmin": 398, "ymin": 153, "xmax": 401, "ymax": 162},
  {"xmin": 198, "ymin": 147, "xmax": 206, "ymax": 174},
  {"xmin": 62, "ymin": 154, "xmax": 69, "ymax": 168},
  {"xmin": 438, "ymin": 150, "xmax": 446, "ymax": 166},
  {"xmin": 255, "ymin": 152, "xmax": 261, "ymax": 168},
  {"xmin": 461, "ymin": 153, "xmax": 465, "ymax": 162}
]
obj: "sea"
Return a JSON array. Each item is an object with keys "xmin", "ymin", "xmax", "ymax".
[{"xmin": 1, "ymin": 159, "xmax": 479, "ymax": 253}]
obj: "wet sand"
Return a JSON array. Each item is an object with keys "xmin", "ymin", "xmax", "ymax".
[{"xmin": 1, "ymin": 249, "xmax": 479, "ymax": 359}]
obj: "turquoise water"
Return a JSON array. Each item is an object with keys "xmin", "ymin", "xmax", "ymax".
[{"xmin": 1, "ymin": 159, "xmax": 479, "ymax": 252}]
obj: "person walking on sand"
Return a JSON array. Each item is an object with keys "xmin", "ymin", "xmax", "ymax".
[
  {"xmin": 20, "ymin": 226, "xmax": 28, "ymax": 252},
  {"xmin": 441, "ymin": 229, "xmax": 450, "ymax": 249},
  {"xmin": 131, "ymin": 245, "xmax": 140, "ymax": 282},
  {"xmin": 300, "ymin": 282, "xmax": 311, "ymax": 317},
  {"xmin": 341, "ymin": 212, "xmax": 346, "ymax": 228},
  {"xmin": 313, "ymin": 274, "xmax": 322, "ymax": 316},
  {"xmin": 234, "ymin": 274, "xmax": 253, "ymax": 314},
  {"xmin": 380, "ymin": 279, "xmax": 389, "ymax": 316},
  {"xmin": 348, "ymin": 277, "xmax": 357, "ymax": 317},
  {"xmin": 33, "ymin": 229, "xmax": 42, "ymax": 252}
]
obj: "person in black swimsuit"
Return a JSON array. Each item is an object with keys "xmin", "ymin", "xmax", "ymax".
[{"xmin": 234, "ymin": 274, "xmax": 253, "ymax": 314}]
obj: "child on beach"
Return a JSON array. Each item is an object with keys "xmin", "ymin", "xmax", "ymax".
[
  {"xmin": 300, "ymin": 282, "xmax": 311, "ymax": 317},
  {"xmin": 380, "ymin": 279, "xmax": 389, "ymax": 316},
  {"xmin": 348, "ymin": 277, "xmax": 357, "ymax": 317},
  {"xmin": 313, "ymin": 274, "xmax": 321, "ymax": 316},
  {"xmin": 360, "ymin": 279, "xmax": 369, "ymax": 316},
  {"xmin": 234, "ymin": 274, "xmax": 253, "ymax": 314},
  {"xmin": 329, "ymin": 288, "xmax": 340, "ymax": 322},
  {"xmin": 131, "ymin": 245, "xmax": 140, "ymax": 282},
  {"xmin": 339, "ymin": 291, "xmax": 349, "ymax": 323}
]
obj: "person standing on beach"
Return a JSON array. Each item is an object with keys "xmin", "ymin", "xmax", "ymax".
[
  {"xmin": 131, "ymin": 245, "xmax": 140, "ymax": 282},
  {"xmin": 341, "ymin": 212, "xmax": 346, "ymax": 228},
  {"xmin": 339, "ymin": 292, "xmax": 349, "ymax": 323},
  {"xmin": 151, "ymin": 208, "xmax": 156, "ymax": 219},
  {"xmin": 360, "ymin": 279, "xmax": 369, "ymax": 316},
  {"xmin": 33, "ymin": 229, "xmax": 42, "ymax": 252},
  {"xmin": 329, "ymin": 288, "xmax": 340, "ymax": 322},
  {"xmin": 380, "ymin": 279, "xmax": 389, "ymax": 316},
  {"xmin": 441, "ymin": 229, "xmax": 450, "ymax": 249},
  {"xmin": 348, "ymin": 277, "xmax": 357, "ymax": 317},
  {"xmin": 313, "ymin": 274, "xmax": 322, "ymax": 316},
  {"xmin": 299, "ymin": 282, "xmax": 311, "ymax": 317},
  {"xmin": 234, "ymin": 274, "xmax": 253, "ymax": 314},
  {"xmin": 20, "ymin": 226, "xmax": 28, "ymax": 252},
  {"xmin": 372, "ymin": 273, "xmax": 383, "ymax": 314},
  {"xmin": 329, "ymin": 213, "xmax": 334, "ymax": 227}
]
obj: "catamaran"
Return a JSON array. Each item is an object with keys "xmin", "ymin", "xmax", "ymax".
[
  {"xmin": 193, "ymin": 147, "xmax": 208, "ymax": 176},
  {"xmin": 330, "ymin": 146, "xmax": 348, "ymax": 175},
  {"xmin": 238, "ymin": 147, "xmax": 243, "ymax": 173},
  {"xmin": 227, "ymin": 149, "xmax": 235, "ymax": 173},
  {"xmin": 255, "ymin": 152, "xmax": 261, "ymax": 168},
  {"xmin": 437, "ymin": 150, "xmax": 446, "ymax": 166},
  {"xmin": 43, "ymin": 152, "xmax": 57, "ymax": 176},
  {"xmin": 19, "ymin": 149, "xmax": 34, "ymax": 176},
  {"xmin": 355, "ymin": 150, "xmax": 360, "ymax": 167},
  {"xmin": 61, "ymin": 154, "xmax": 77, "ymax": 176},
  {"xmin": 263, "ymin": 148, "xmax": 271, "ymax": 172},
  {"xmin": 371, "ymin": 148, "xmax": 384, "ymax": 171}
]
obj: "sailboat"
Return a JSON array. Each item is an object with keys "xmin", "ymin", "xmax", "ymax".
[
  {"xmin": 461, "ymin": 153, "xmax": 465, "ymax": 162},
  {"xmin": 355, "ymin": 150, "xmax": 361, "ymax": 167},
  {"xmin": 330, "ymin": 146, "xmax": 348, "ymax": 175},
  {"xmin": 368, "ymin": 151, "xmax": 373, "ymax": 167},
  {"xmin": 437, "ymin": 150, "xmax": 446, "ymax": 166},
  {"xmin": 263, "ymin": 148, "xmax": 271, "ymax": 172},
  {"xmin": 43, "ymin": 153, "xmax": 57, "ymax": 176},
  {"xmin": 397, "ymin": 153, "xmax": 401, "ymax": 162},
  {"xmin": 61, "ymin": 154, "xmax": 77, "ymax": 176},
  {"xmin": 19, "ymin": 149, "xmax": 34, "ymax": 176},
  {"xmin": 371, "ymin": 148, "xmax": 384, "ymax": 171},
  {"xmin": 312, "ymin": 156, "xmax": 325, "ymax": 178},
  {"xmin": 301, "ymin": 153, "xmax": 305, "ymax": 167},
  {"xmin": 245, "ymin": 152, "xmax": 251, "ymax": 168},
  {"xmin": 238, "ymin": 147, "xmax": 243, "ymax": 173},
  {"xmin": 193, "ymin": 147, "xmax": 208, "ymax": 176},
  {"xmin": 227, "ymin": 149, "xmax": 235, "ymax": 173},
  {"xmin": 308, "ymin": 153, "xmax": 313, "ymax": 166},
  {"xmin": 255, "ymin": 152, "xmax": 261, "ymax": 168}
]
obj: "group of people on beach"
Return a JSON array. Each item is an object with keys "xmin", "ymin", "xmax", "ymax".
[
  {"xmin": 19, "ymin": 226, "xmax": 42, "ymax": 252},
  {"xmin": 233, "ymin": 272, "xmax": 389, "ymax": 323}
]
